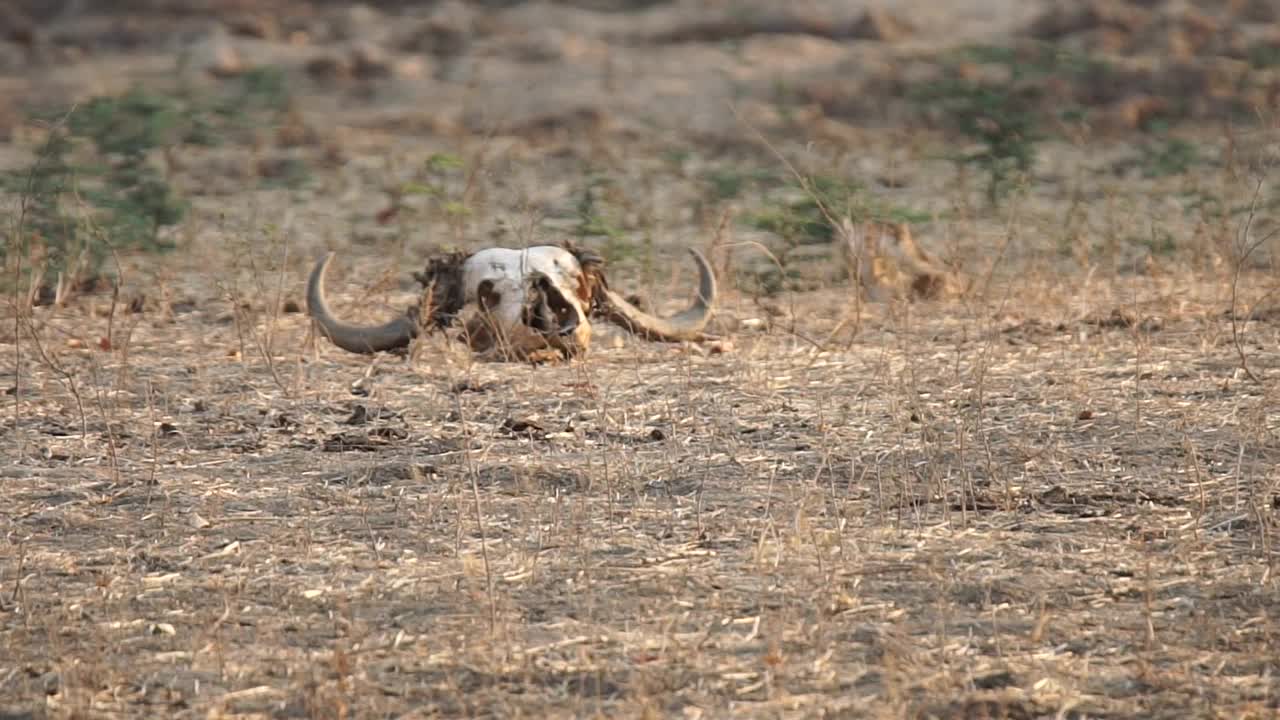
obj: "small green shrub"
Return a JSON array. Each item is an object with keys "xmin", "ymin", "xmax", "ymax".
[
  {"xmin": 1247, "ymin": 43, "xmax": 1280, "ymax": 69},
  {"xmin": 571, "ymin": 175, "xmax": 649, "ymax": 267},
  {"xmin": 702, "ymin": 166, "xmax": 777, "ymax": 201},
  {"xmin": 68, "ymin": 90, "xmax": 192, "ymax": 244},
  {"xmin": 1137, "ymin": 137, "xmax": 1200, "ymax": 178},
  {"xmin": 4, "ymin": 71, "xmax": 294, "ymax": 294},
  {"xmin": 398, "ymin": 152, "xmax": 473, "ymax": 238},
  {"xmin": 1135, "ymin": 227, "xmax": 1178, "ymax": 257},
  {"xmin": 911, "ymin": 43, "xmax": 1104, "ymax": 206},
  {"xmin": 747, "ymin": 175, "xmax": 928, "ymax": 245},
  {"xmin": 744, "ymin": 174, "xmax": 928, "ymax": 295}
]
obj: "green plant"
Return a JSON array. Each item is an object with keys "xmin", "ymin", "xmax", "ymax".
[
  {"xmin": 236, "ymin": 66, "xmax": 291, "ymax": 111},
  {"xmin": 69, "ymin": 90, "xmax": 190, "ymax": 243},
  {"xmin": 400, "ymin": 152, "xmax": 473, "ymax": 236},
  {"xmin": 257, "ymin": 156, "xmax": 312, "ymax": 190},
  {"xmin": 572, "ymin": 177, "xmax": 624, "ymax": 241},
  {"xmin": 747, "ymin": 175, "xmax": 928, "ymax": 245},
  {"xmin": 1179, "ymin": 189, "xmax": 1225, "ymax": 219},
  {"xmin": 425, "ymin": 152, "xmax": 464, "ymax": 174},
  {"xmin": 661, "ymin": 147, "xmax": 691, "ymax": 169},
  {"xmin": 1134, "ymin": 227, "xmax": 1178, "ymax": 257},
  {"xmin": 5, "ymin": 90, "xmax": 189, "ymax": 292},
  {"xmin": 743, "ymin": 174, "xmax": 928, "ymax": 295},
  {"xmin": 1137, "ymin": 137, "xmax": 1200, "ymax": 178},
  {"xmin": 912, "ymin": 43, "xmax": 1104, "ymax": 206},
  {"xmin": 5, "ymin": 72, "xmax": 296, "ymax": 294},
  {"xmin": 198, "ymin": 66, "xmax": 293, "ymax": 143},
  {"xmin": 401, "ymin": 154, "xmax": 463, "ymax": 200},
  {"xmin": 572, "ymin": 176, "xmax": 649, "ymax": 267},
  {"xmin": 1247, "ymin": 42, "xmax": 1280, "ymax": 69},
  {"xmin": 702, "ymin": 166, "xmax": 776, "ymax": 201}
]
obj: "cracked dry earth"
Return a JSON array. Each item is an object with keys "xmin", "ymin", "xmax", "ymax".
[{"xmin": 2, "ymin": 1, "xmax": 1280, "ymax": 718}]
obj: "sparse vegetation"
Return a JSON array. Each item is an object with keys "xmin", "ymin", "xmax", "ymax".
[
  {"xmin": 4, "ymin": 91, "xmax": 189, "ymax": 294},
  {"xmin": 400, "ymin": 151, "xmax": 474, "ymax": 236},
  {"xmin": 911, "ymin": 43, "xmax": 1107, "ymax": 205},
  {"xmin": 1136, "ymin": 136, "xmax": 1202, "ymax": 178},
  {"xmin": 747, "ymin": 175, "xmax": 928, "ymax": 244},
  {"xmin": 4, "ymin": 70, "xmax": 296, "ymax": 296},
  {"xmin": 571, "ymin": 174, "xmax": 651, "ymax": 268},
  {"xmin": 573, "ymin": 175, "xmax": 626, "ymax": 243},
  {"xmin": 701, "ymin": 165, "xmax": 775, "ymax": 201},
  {"xmin": 1247, "ymin": 42, "xmax": 1280, "ymax": 69},
  {"xmin": 740, "ymin": 174, "xmax": 928, "ymax": 294},
  {"xmin": 2, "ymin": 4, "xmax": 1279, "ymax": 720}
]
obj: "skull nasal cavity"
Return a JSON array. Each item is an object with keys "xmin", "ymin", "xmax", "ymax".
[
  {"xmin": 525, "ymin": 276, "xmax": 578, "ymax": 336},
  {"xmin": 477, "ymin": 280, "xmax": 501, "ymax": 311}
]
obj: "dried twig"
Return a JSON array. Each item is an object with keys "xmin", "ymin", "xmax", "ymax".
[{"xmin": 1227, "ymin": 176, "xmax": 1278, "ymax": 384}]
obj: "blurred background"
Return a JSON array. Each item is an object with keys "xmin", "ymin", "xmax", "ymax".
[{"xmin": 1, "ymin": 0, "xmax": 1277, "ymax": 301}]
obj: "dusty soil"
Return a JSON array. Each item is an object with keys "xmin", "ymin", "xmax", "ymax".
[{"xmin": 2, "ymin": 1, "xmax": 1279, "ymax": 718}]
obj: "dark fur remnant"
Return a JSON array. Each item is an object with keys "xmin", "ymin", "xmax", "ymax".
[{"xmin": 411, "ymin": 251, "xmax": 469, "ymax": 331}]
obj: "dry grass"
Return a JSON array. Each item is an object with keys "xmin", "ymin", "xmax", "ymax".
[
  {"xmin": 3, "ymin": 260, "xmax": 1278, "ymax": 718},
  {"xmin": 2, "ymin": 2, "xmax": 1280, "ymax": 716}
]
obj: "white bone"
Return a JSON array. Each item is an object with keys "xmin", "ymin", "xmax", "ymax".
[
  {"xmin": 307, "ymin": 243, "xmax": 716, "ymax": 361},
  {"xmin": 460, "ymin": 246, "xmax": 586, "ymax": 333}
]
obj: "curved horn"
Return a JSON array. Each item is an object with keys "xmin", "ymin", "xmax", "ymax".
[
  {"xmin": 307, "ymin": 252, "xmax": 417, "ymax": 353},
  {"xmin": 603, "ymin": 248, "xmax": 717, "ymax": 342}
]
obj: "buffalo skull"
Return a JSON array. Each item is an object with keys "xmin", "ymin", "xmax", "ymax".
[{"xmin": 307, "ymin": 243, "xmax": 716, "ymax": 361}]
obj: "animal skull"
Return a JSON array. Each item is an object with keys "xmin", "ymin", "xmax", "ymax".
[{"xmin": 307, "ymin": 243, "xmax": 717, "ymax": 360}]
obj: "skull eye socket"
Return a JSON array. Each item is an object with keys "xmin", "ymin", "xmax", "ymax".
[
  {"xmin": 525, "ymin": 276, "xmax": 580, "ymax": 337},
  {"xmin": 553, "ymin": 297, "xmax": 575, "ymax": 325},
  {"xmin": 477, "ymin": 280, "xmax": 501, "ymax": 311}
]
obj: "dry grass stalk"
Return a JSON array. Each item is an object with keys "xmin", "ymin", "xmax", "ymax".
[{"xmin": 838, "ymin": 219, "xmax": 964, "ymax": 303}]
